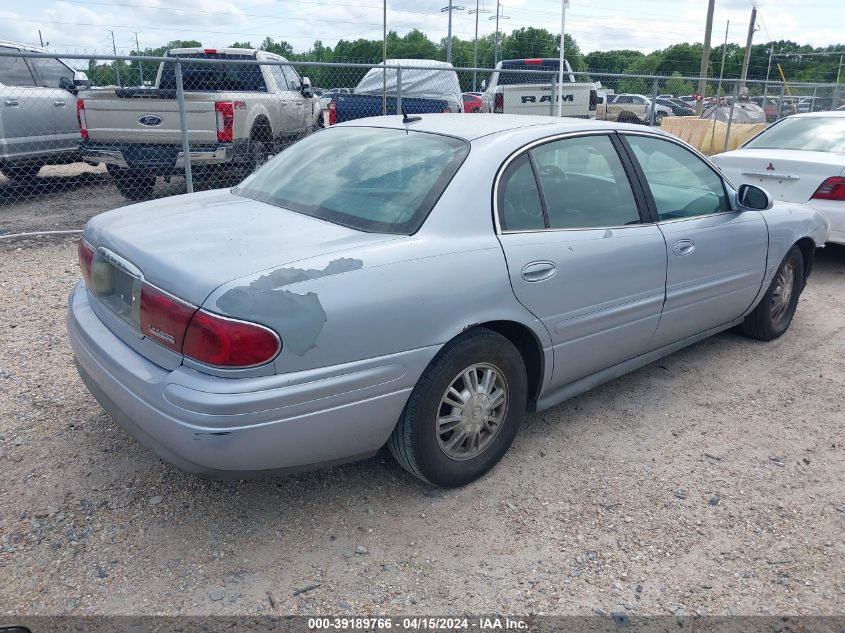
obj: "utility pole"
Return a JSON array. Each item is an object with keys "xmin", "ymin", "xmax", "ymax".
[
  {"xmin": 38, "ymin": 30, "xmax": 44, "ymax": 47},
  {"xmin": 763, "ymin": 45, "xmax": 773, "ymax": 96},
  {"xmin": 489, "ymin": 1, "xmax": 509, "ymax": 65},
  {"xmin": 441, "ymin": 0, "xmax": 465, "ymax": 65},
  {"xmin": 738, "ymin": 4, "xmax": 757, "ymax": 94},
  {"xmin": 557, "ymin": 0, "xmax": 569, "ymax": 118},
  {"xmin": 134, "ymin": 31, "xmax": 143, "ymax": 86},
  {"xmin": 716, "ymin": 20, "xmax": 729, "ymax": 99},
  {"xmin": 469, "ymin": 0, "xmax": 490, "ymax": 90},
  {"xmin": 695, "ymin": 0, "xmax": 715, "ymax": 116},
  {"xmin": 110, "ymin": 30, "xmax": 121, "ymax": 87}
]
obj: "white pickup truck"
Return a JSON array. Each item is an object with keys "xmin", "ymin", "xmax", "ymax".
[
  {"xmin": 79, "ymin": 47, "xmax": 320, "ymax": 199},
  {"xmin": 481, "ymin": 58, "xmax": 597, "ymax": 119}
]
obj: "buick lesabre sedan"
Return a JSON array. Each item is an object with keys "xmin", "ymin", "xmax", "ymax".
[{"xmin": 68, "ymin": 114, "xmax": 828, "ymax": 487}]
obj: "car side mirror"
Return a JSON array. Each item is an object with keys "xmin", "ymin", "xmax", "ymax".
[
  {"xmin": 301, "ymin": 76, "xmax": 313, "ymax": 98},
  {"xmin": 737, "ymin": 183, "xmax": 773, "ymax": 211},
  {"xmin": 59, "ymin": 75, "xmax": 76, "ymax": 93},
  {"xmin": 73, "ymin": 71, "xmax": 91, "ymax": 88}
]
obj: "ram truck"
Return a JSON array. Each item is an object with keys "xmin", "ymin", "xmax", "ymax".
[
  {"xmin": 324, "ymin": 59, "xmax": 462, "ymax": 125},
  {"xmin": 480, "ymin": 58, "xmax": 597, "ymax": 119},
  {"xmin": 78, "ymin": 47, "xmax": 320, "ymax": 199}
]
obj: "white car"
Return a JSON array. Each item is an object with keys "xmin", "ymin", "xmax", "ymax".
[{"xmin": 711, "ymin": 111, "xmax": 845, "ymax": 245}]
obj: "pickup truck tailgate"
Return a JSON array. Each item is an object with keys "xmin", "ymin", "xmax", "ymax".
[
  {"xmin": 82, "ymin": 93, "xmax": 218, "ymax": 144},
  {"xmin": 502, "ymin": 84, "xmax": 594, "ymax": 118}
]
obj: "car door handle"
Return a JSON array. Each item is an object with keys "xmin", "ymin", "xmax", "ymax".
[
  {"xmin": 4, "ymin": 99, "xmax": 19, "ymax": 107},
  {"xmin": 54, "ymin": 100, "xmax": 66, "ymax": 107},
  {"xmin": 672, "ymin": 239, "xmax": 696, "ymax": 256},
  {"xmin": 521, "ymin": 261, "xmax": 557, "ymax": 282}
]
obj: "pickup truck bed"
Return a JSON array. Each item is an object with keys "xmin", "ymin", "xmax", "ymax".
[{"xmin": 326, "ymin": 94, "xmax": 450, "ymax": 125}]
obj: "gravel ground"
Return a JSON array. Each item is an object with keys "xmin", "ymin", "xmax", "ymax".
[{"xmin": 0, "ymin": 237, "xmax": 843, "ymax": 617}]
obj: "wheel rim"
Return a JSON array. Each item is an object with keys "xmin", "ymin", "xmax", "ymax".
[
  {"xmin": 771, "ymin": 261, "xmax": 796, "ymax": 323},
  {"xmin": 436, "ymin": 363, "xmax": 508, "ymax": 461}
]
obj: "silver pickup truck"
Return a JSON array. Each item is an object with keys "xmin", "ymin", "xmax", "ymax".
[{"xmin": 79, "ymin": 47, "xmax": 320, "ymax": 199}]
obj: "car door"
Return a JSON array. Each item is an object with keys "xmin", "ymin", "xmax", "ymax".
[
  {"xmin": 266, "ymin": 62, "xmax": 298, "ymax": 143},
  {"xmin": 281, "ymin": 64, "xmax": 308, "ymax": 135},
  {"xmin": 621, "ymin": 132, "xmax": 768, "ymax": 348},
  {"xmin": 28, "ymin": 55, "xmax": 81, "ymax": 154},
  {"xmin": 0, "ymin": 46, "xmax": 44, "ymax": 162},
  {"xmin": 496, "ymin": 132, "xmax": 668, "ymax": 389}
]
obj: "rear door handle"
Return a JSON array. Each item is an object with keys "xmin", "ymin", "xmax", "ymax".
[
  {"xmin": 521, "ymin": 261, "xmax": 557, "ymax": 282},
  {"xmin": 672, "ymin": 239, "xmax": 696, "ymax": 256},
  {"xmin": 4, "ymin": 99, "xmax": 19, "ymax": 107}
]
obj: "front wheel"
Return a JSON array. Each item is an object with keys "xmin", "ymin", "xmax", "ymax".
[
  {"xmin": 741, "ymin": 245, "xmax": 805, "ymax": 341},
  {"xmin": 388, "ymin": 328, "xmax": 527, "ymax": 487}
]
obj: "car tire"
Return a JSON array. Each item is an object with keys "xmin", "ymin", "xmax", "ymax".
[
  {"xmin": 741, "ymin": 245, "xmax": 804, "ymax": 341},
  {"xmin": 107, "ymin": 166, "xmax": 156, "ymax": 200},
  {"xmin": 388, "ymin": 327, "xmax": 528, "ymax": 488},
  {"xmin": 1, "ymin": 161, "xmax": 44, "ymax": 183},
  {"xmin": 653, "ymin": 112, "xmax": 665, "ymax": 126},
  {"xmin": 243, "ymin": 139, "xmax": 269, "ymax": 178}
]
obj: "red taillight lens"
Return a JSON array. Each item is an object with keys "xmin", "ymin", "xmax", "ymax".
[
  {"xmin": 183, "ymin": 311, "xmax": 280, "ymax": 368},
  {"xmin": 78, "ymin": 239, "xmax": 94, "ymax": 286},
  {"xmin": 524, "ymin": 58, "xmax": 543, "ymax": 65},
  {"xmin": 203, "ymin": 48, "xmax": 218, "ymax": 55},
  {"xmin": 328, "ymin": 101, "xmax": 337, "ymax": 126},
  {"xmin": 811, "ymin": 176, "xmax": 845, "ymax": 201},
  {"xmin": 494, "ymin": 92, "xmax": 504, "ymax": 113},
  {"xmin": 139, "ymin": 284, "xmax": 196, "ymax": 353},
  {"xmin": 215, "ymin": 101, "xmax": 234, "ymax": 143},
  {"xmin": 76, "ymin": 99, "xmax": 88, "ymax": 140}
]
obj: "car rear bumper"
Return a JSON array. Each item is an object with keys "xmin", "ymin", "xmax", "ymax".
[
  {"xmin": 808, "ymin": 199, "xmax": 845, "ymax": 245},
  {"xmin": 67, "ymin": 282, "xmax": 417, "ymax": 477},
  {"xmin": 81, "ymin": 141, "xmax": 235, "ymax": 171}
]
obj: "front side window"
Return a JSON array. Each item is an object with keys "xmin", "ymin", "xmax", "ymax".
[
  {"xmin": 281, "ymin": 65, "xmax": 301, "ymax": 91},
  {"xmin": 30, "ymin": 57, "xmax": 73, "ymax": 88},
  {"xmin": 625, "ymin": 135, "xmax": 730, "ymax": 220},
  {"xmin": 235, "ymin": 127, "xmax": 469, "ymax": 235},
  {"xmin": 0, "ymin": 47, "xmax": 35, "ymax": 87},
  {"xmin": 531, "ymin": 135, "xmax": 641, "ymax": 228},
  {"xmin": 269, "ymin": 65, "xmax": 288, "ymax": 90}
]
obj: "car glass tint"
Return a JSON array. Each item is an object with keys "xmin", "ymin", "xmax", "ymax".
[
  {"xmin": 281, "ymin": 65, "xmax": 300, "ymax": 90},
  {"xmin": 0, "ymin": 48, "xmax": 36, "ymax": 87},
  {"xmin": 159, "ymin": 53, "xmax": 266, "ymax": 92},
  {"xmin": 30, "ymin": 56, "xmax": 72, "ymax": 88},
  {"xmin": 499, "ymin": 154, "xmax": 545, "ymax": 231},
  {"xmin": 234, "ymin": 127, "xmax": 469, "ymax": 235},
  {"xmin": 496, "ymin": 61, "xmax": 564, "ymax": 86},
  {"xmin": 269, "ymin": 64, "xmax": 288, "ymax": 90},
  {"xmin": 744, "ymin": 117, "xmax": 845, "ymax": 153},
  {"xmin": 626, "ymin": 135, "xmax": 730, "ymax": 220},
  {"xmin": 532, "ymin": 135, "xmax": 640, "ymax": 228}
]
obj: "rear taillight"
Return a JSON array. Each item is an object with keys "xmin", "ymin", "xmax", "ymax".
[
  {"xmin": 215, "ymin": 101, "xmax": 234, "ymax": 143},
  {"xmin": 183, "ymin": 311, "xmax": 281, "ymax": 368},
  {"xmin": 811, "ymin": 177, "xmax": 845, "ymax": 201},
  {"xmin": 494, "ymin": 92, "xmax": 504, "ymax": 113},
  {"xmin": 328, "ymin": 101, "xmax": 337, "ymax": 126},
  {"xmin": 76, "ymin": 99, "xmax": 88, "ymax": 140},
  {"xmin": 78, "ymin": 239, "xmax": 94, "ymax": 286},
  {"xmin": 203, "ymin": 48, "xmax": 218, "ymax": 55},
  {"xmin": 140, "ymin": 284, "xmax": 196, "ymax": 353}
]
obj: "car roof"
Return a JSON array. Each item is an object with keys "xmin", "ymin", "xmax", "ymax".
[
  {"xmin": 0, "ymin": 39, "xmax": 52, "ymax": 53},
  {"xmin": 335, "ymin": 114, "xmax": 649, "ymax": 141}
]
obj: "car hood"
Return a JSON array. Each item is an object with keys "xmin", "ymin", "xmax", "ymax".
[{"xmin": 83, "ymin": 188, "xmax": 399, "ymax": 306}]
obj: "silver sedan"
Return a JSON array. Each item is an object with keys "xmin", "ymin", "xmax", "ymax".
[{"xmin": 68, "ymin": 114, "xmax": 828, "ymax": 487}]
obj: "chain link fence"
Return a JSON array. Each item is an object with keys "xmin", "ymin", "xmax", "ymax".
[{"xmin": 0, "ymin": 49, "xmax": 842, "ymax": 216}]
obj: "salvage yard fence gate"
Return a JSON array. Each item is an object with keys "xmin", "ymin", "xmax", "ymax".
[{"xmin": 0, "ymin": 49, "xmax": 842, "ymax": 209}]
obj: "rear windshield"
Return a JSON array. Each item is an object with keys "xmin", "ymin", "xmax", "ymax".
[
  {"xmin": 234, "ymin": 127, "xmax": 469, "ymax": 234},
  {"xmin": 493, "ymin": 61, "xmax": 571, "ymax": 86},
  {"xmin": 158, "ymin": 52, "xmax": 266, "ymax": 92},
  {"xmin": 744, "ymin": 117, "xmax": 845, "ymax": 153}
]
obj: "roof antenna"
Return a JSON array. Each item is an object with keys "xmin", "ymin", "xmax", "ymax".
[{"xmin": 402, "ymin": 107, "xmax": 421, "ymax": 124}]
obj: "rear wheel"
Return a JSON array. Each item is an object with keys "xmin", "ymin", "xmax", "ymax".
[
  {"xmin": 107, "ymin": 165, "xmax": 156, "ymax": 200},
  {"xmin": 1, "ymin": 161, "xmax": 44, "ymax": 183},
  {"xmin": 741, "ymin": 245, "xmax": 804, "ymax": 341},
  {"xmin": 388, "ymin": 328, "xmax": 527, "ymax": 487}
]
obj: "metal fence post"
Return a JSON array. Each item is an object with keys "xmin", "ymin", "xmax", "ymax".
[
  {"xmin": 396, "ymin": 66, "xmax": 403, "ymax": 114},
  {"xmin": 550, "ymin": 74, "xmax": 557, "ymax": 116},
  {"xmin": 723, "ymin": 80, "xmax": 739, "ymax": 154},
  {"xmin": 649, "ymin": 76, "xmax": 658, "ymax": 125},
  {"xmin": 777, "ymin": 84, "xmax": 785, "ymax": 121},
  {"xmin": 174, "ymin": 60, "xmax": 193, "ymax": 194}
]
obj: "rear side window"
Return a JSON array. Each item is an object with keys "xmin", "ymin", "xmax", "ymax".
[
  {"xmin": 235, "ymin": 127, "xmax": 469, "ymax": 235},
  {"xmin": 0, "ymin": 48, "xmax": 35, "ymax": 87},
  {"xmin": 159, "ymin": 53, "xmax": 266, "ymax": 92},
  {"xmin": 499, "ymin": 155, "xmax": 545, "ymax": 231}
]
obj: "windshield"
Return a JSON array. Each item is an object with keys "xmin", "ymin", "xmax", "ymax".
[
  {"xmin": 744, "ymin": 116, "xmax": 845, "ymax": 153},
  {"xmin": 158, "ymin": 52, "xmax": 266, "ymax": 92},
  {"xmin": 234, "ymin": 127, "xmax": 469, "ymax": 234}
]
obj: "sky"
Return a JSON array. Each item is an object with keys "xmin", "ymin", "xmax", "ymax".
[{"xmin": 0, "ymin": 0, "xmax": 842, "ymax": 57}]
